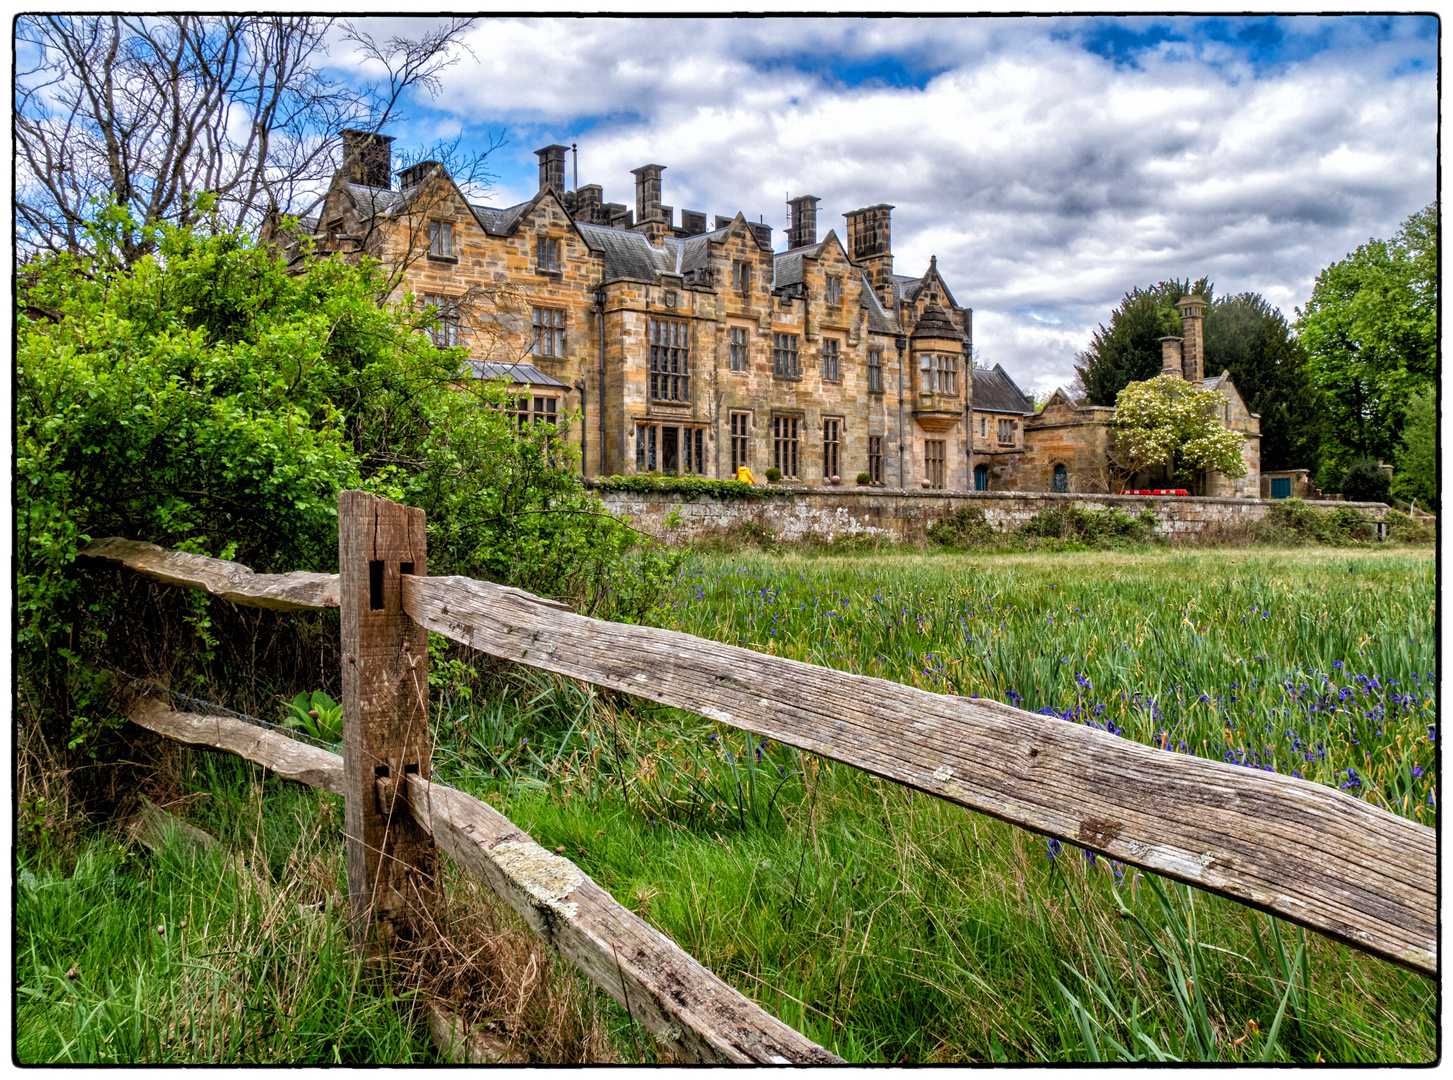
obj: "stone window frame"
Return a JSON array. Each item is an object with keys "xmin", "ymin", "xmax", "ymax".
[
  {"xmin": 868, "ymin": 435, "xmax": 884, "ymax": 484},
  {"xmin": 421, "ymin": 293, "xmax": 461, "ymax": 348},
  {"xmin": 821, "ymin": 337, "xmax": 842, "ymax": 382},
  {"xmin": 920, "ymin": 351, "xmax": 958, "ymax": 395},
  {"xmin": 532, "ymin": 306, "xmax": 565, "ymax": 358},
  {"xmin": 772, "ymin": 332, "xmax": 801, "ymax": 379},
  {"xmin": 867, "ymin": 348, "xmax": 884, "ymax": 393},
  {"xmin": 648, "ymin": 318, "xmax": 691, "ymax": 402},
  {"xmin": 635, "ymin": 420, "xmax": 707, "ymax": 475},
  {"xmin": 535, "ymin": 235, "xmax": 561, "ymax": 273},
  {"xmin": 730, "ymin": 411, "xmax": 752, "ymax": 471},
  {"xmin": 825, "ymin": 275, "xmax": 843, "ymax": 307},
  {"xmin": 822, "ymin": 416, "xmax": 843, "ymax": 479},
  {"xmin": 772, "ymin": 414, "xmax": 801, "ymax": 479},
  {"xmin": 997, "ymin": 417, "xmax": 1015, "ymax": 446},
  {"xmin": 925, "ymin": 439, "xmax": 946, "ymax": 489},
  {"xmin": 509, "ymin": 393, "xmax": 561, "ymax": 430},
  {"xmin": 728, "ymin": 325, "xmax": 751, "ymax": 372},
  {"xmin": 428, "ymin": 220, "xmax": 456, "ymax": 261},
  {"xmin": 732, "ymin": 260, "xmax": 752, "ymax": 295}
]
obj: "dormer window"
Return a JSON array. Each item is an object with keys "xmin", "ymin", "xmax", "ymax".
[
  {"xmin": 428, "ymin": 220, "xmax": 453, "ymax": 257},
  {"xmin": 536, "ymin": 236, "xmax": 560, "ymax": 272},
  {"xmin": 825, "ymin": 275, "xmax": 842, "ymax": 306}
]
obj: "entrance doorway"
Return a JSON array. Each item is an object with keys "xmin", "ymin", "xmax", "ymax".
[
  {"xmin": 974, "ymin": 465, "xmax": 988, "ymax": 491},
  {"xmin": 661, "ymin": 427, "xmax": 679, "ymax": 474}
]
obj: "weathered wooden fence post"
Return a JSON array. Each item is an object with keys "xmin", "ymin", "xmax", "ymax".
[{"xmin": 339, "ymin": 490, "xmax": 435, "ymax": 948}]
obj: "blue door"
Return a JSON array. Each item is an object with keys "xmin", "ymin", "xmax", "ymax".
[
  {"xmin": 1271, "ymin": 477, "xmax": 1291, "ymax": 499},
  {"xmin": 974, "ymin": 465, "xmax": 989, "ymax": 491},
  {"xmin": 1053, "ymin": 464, "xmax": 1068, "ymax": 493}
]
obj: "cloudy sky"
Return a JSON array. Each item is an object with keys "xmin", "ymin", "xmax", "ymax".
[{"xmin": 332, "ymin": 15, "xmax": 1436, "ymax": 396}]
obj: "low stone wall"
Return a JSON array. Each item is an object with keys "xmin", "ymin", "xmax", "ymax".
[{"xmin": 596, "ymin": 487, "xmax": 1390, "ymax": 544}]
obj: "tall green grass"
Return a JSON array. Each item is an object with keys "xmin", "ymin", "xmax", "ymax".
[{"xmin": 428, "ymin": 545, "xmax": 1435, "ymax": 1062}]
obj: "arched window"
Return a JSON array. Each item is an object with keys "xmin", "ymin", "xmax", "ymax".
[
  {"xmin": 1053, "ymin": 464, "xmax": 1068, "ymax": 493},
  {"xmin": 974, "ymin": 465, "xmax": 989, "ymax": 491}
]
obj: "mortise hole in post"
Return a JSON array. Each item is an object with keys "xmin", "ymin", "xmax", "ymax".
[
  {"xmin": 369, "ymin": 560, "xmax": 384, "ymax": 610},
  {"xmin": 400, "ymin": 562, "xmax": 414, "ymax": 577},
  {"xmin": 375, "ymin": 764, "xmax": 390, "ymax": 778},
  {"xmin": 374, "ymin": 764, "xmax": 389, "ymax": 815},
  {"xmin": 404, "ymin": 763, "xmax": 419, "ymax": 775}
]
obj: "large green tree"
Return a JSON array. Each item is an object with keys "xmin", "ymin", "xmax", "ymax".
[
  {"xmin": 1077, "ymin": 280, "xmax": 1322, "ymax": 472},
  {"xmin": 1202, "ymin": 293, "xmax": 1321, "ymax": 473},
  {"xmin": 1295, "ymin": 203, "xmax": 1437, "ymax": 474},
  {"xmin": 1391, "ymin": 386, "xmax": 1437, "ymax": 513},
  {"xmin": 1074, "ymin": 278, "xmax": 1209, "ymax": 407}
]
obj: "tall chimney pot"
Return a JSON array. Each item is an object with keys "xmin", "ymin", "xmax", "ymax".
[{"xmin": 788, "ymin": 195, "xmax": 820, "ymax": 250}]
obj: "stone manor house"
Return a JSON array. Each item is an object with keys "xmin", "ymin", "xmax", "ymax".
[{"xmin": 297, "ymin": 131, "xmax": 1259, "ymax": 495}]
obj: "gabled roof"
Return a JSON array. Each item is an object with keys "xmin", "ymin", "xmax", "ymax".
[
  {"xmin": 672, "ymin": 226, "xmax": 732, "ymax": 275},
  {"xmin": 346, "ymin": 183, "xmax": 403, "ymax": 214},
  {"xmin": 971, "ymin": 364, "xmax": 1034, "ymax": 415},
  {"xmin": 467, "ymin": 360, "xmax": 570, "ymax": 387},
  {"xmin": 469, "ymin": 198, "xmax": 536, "ymax": 235},
  {"xmin": 575, "ymin": 221, "xmax": 672, "ymax": 282},
  {"xmin": 891, "ymin": 274, "xmax": 923, "ymax": 303},
  {"xmin": 860, "ymin": 274, "xmax": 898, "ymax": 334}
]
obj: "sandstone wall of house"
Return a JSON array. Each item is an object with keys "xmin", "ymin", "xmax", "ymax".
[{"xmin": 597, "ymin": 488, "xmax": 1389, "ymax": 544}]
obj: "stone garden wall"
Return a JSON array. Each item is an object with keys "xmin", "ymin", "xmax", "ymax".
[{"xmin": 596, "ymin": 487, "xmax": 1389, "ymax": 544}]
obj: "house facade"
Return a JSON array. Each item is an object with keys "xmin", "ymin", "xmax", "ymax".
[{"xmin": 298, "ymin": 131, "xmax": 1258, "ymax": 496}]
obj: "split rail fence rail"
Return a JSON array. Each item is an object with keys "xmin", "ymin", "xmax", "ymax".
[{"xmin": 81, "ymin": 491, "xmax": 1435, "ymax": 1064}]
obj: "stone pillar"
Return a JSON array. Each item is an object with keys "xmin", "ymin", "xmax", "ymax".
[{"xmin": 1176, "ymin": 296, "xmax": 1208, "ymax": 384}]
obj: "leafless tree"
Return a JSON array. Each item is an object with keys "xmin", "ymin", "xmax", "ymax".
[{"xmin": 15, "ymin": 15, "xmax": 484, "ymax": 265}]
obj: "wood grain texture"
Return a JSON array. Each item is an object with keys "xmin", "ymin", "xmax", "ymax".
[
  {"xmin": 403, "ymin": 773, "xmax": 841, "ymax": 1063},
  {"xmin": 124, "ymin": 698, "xmax": 835, "ymax": 1063},
  {"xmin": 128, "ymin": 698, "xmax": 345, "ymax": 793},
  {"xmin": 79, "ymin": 537, "xmax": 338, "ymax": 611},
  {"xmin": 338, "ymin": 490, "xmax": 435, "ymax": 947},
  {"xmin": 403, "ymin": 573, "xmax": 1438, "ymax": 977}
]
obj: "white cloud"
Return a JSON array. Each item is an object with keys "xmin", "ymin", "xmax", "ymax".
[{"xmin": 370, "ymin": 16, "xmax": 1436, "ymax": 392}]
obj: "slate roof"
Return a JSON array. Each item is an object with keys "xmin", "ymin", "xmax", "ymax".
[
  {"xmin": 972, "ymin": 364, "xmax": 1035, "ymax": 415},
  {"xmin": 860, "ymin": 274, "xmax": 898, "ymax": 334},
  {"xmin": 772, "ymin": 241, "xmax": 825, "ymax": 290},
  {"xmin": 672, "ymin": 226, "xmax": 731, "ymax": 275},
  {"xmin": 911, "ymin": 300, "xmax": 962, "ymax": 341},
  {"xmin": 347, "ymin": 184, "xmax": 402, "ymax": 214},
  {"xmin": 467, "ymin": 361, "xmax": 570, "ymax": 387},
  {"xmin": 892, "ymin": 274, "xmax": 924, "ymax": 303},
  {"xmin": 468, "ymin": 198, "xmax": 535, "ymax": 236},
  {"xmin": 575, "ymin": 221, "xmax": 673, "ymax": 281}
]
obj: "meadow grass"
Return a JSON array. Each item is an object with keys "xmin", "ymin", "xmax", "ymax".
[
  {"xmin": 17, "ymin": 544, "xmax": 1437, "ymax": 1062},
  {"xmin": 433, "ymin": 544, "xmax": 1435, "ymax": 1062}
]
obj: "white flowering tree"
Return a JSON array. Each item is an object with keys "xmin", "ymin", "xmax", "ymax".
[{"xmin": 1109, "ymin": 375, "xmax": 1247, "ymax": 491}]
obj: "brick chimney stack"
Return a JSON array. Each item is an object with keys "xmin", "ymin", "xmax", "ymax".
[
  {"xmin": 844, "ymin": 203, "xmax": 894, "ymax": 305},
  {"xmin": 341, "ymin": 129, "xmax": 395, "ymax": 189},
  {"xmin": 1160, "ymin": 336, "xmax": 1184, "ymax": 378},
  {"xmin": 1176, "ymin": 295, "xmax": 1208, "ymax": 384},
  {"xmin": 536, "ymin": 145, "xmax": 568, "ymax": 193},
  {"xmin": 788, "ymin": 195, "xmax": 820, "ymax": 249}
]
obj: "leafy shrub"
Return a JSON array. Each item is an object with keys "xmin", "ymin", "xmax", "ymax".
[
  {"xmin": 1339, "ymin": 458, "xmax": 1392, "ymax": 504},
  {"xmin": 1382, "ymin": 509, "xmax": 1434, "ymax": 545},
  {"xmin": 1018, "ymin": 506, "xmax": 1158, "ymax": 548},
  {"xmin": 856, "ymin": 472, "xmax": 871, "ymax": 486},
  {"xmin": 1258, "ymin": 499, "xmax": 1375, "ymax": 546},
  {"xmin": 17, "ymin": 206, "xmax": 677, "ymax": 753},
  {"xmin": 926, "ymin": 506, "xmax": 997, "ymax": 548},
  {"xmin": 765, "ymin": 467, "xmax": 783, "ymax": 483},
  {"xmin": 588, "ymin": 475, "xmax": 788, "ymax": 500}
]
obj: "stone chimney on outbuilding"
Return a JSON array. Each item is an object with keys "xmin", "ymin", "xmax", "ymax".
[
  {"xmin": 1160, "ymin": 336, "xmax": 1184, "ymax": 378},
  {"xmin": 788, "ymin": 195, "xmax": 820, "ymax": 249},
  {"xmin": 844, "ymin": 203, "xmax": 894, "ymax": 305},
  {"xmin": 1176, "ymin": 295, "xmax": 1208, "ymax": 384},
  {"xmin": 536, "ymin": 145, "xmax": 568, "ymax": 193},
  {"xmin": 341, "ymin": 129, "xmax": 394, "ymax": 189}
]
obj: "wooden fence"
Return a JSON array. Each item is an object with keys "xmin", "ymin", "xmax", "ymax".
[{"xmin": 80, "ymin": 491, "xmax": 1436, "ymax": 1061}]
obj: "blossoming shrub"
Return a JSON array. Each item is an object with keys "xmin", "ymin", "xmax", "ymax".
[{"xmin": 1110, "ymin": 374, "xmax": 1247, "ymax": 489}]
